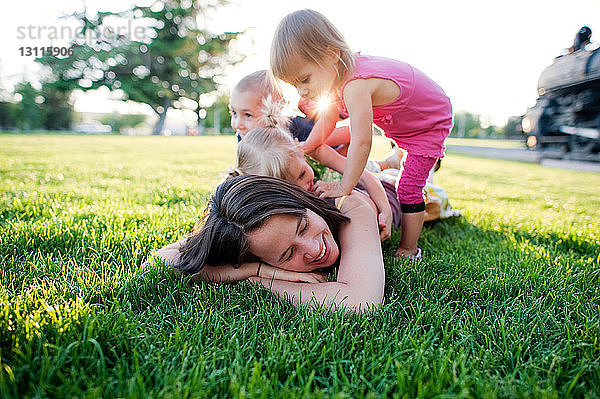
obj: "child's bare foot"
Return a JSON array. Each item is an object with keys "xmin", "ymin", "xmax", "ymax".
[
  {"xmin": 393, "ymin": 247, "xmax": 422, "ymax": 261},
  {"xmin": 377, "ymin": 148, "xmax": 403, "ymax": 171}
]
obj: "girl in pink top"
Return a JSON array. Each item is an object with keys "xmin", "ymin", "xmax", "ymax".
[{"xmin": 270, "ymin": 9, "xmax": 453, "ymax": 260}]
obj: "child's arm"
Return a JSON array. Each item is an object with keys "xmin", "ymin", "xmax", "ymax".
[
  {"xmin": 324, "ymin": 124, "xmax": 351, "ymax": 147},
  {"xmin": 298, "ymin": 97, "xmax": 340, "ymax": 154},
  {"xmin": 311, "ymin": 144, "xmax": 393, "ymax": 241},
  {"xmin": 313, "ymin": 80, "xmax": 374, "ymax": 198}
]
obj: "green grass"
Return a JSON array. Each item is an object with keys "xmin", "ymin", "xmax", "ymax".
[{"xmin": 1, "ymin": 134, "xmax": 599, "ymax": 398}]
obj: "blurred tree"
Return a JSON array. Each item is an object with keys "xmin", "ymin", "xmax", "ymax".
[
  {"xmin": 40, "ymin": 82, "xmax": 73, "ymax": 130},
  {"xmin": 36, "ymin": 0, "xmax": 243, "ymax": 135},
  {"xmin": 451, "ymin": 111, "xmax": 480, "ymax": 138},
  {"xmin": 501, "ymin": 116, "xmax": 523, "ymax": 139},
  {"xmin": 202, "ymin": 94, "xmax": 232, "ymax": 134},
  {"xmin": 15, "ymin": 82, "xmax": 44, "ymax": 130},
  {"xmin": 0, "ymin": 102, "xmax": 18, "ymax": 129},
  {"xmin": 99, "ymin": 112, "xmax": 147, "ymax": 132}
]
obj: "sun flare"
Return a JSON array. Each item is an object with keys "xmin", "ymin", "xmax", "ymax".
[{"xmin": 316, "ymin": 96, "xmax": 330, "ymax": 113}]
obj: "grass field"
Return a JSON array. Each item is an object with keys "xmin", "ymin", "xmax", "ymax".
[{"xmin": 1, "ymin": 134, "xmax": 599, "ymax": 397}]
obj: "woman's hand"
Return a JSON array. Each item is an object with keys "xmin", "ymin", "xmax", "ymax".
[
  {"xmin": 258, "ymin": 263, "xmax": 328, "ymax": 283},
  {"xmin": 192, "ymin": 263, "xmax": 254, "ymax": 283},
  {"xmin": 313, "ymin": 180, "xmax": 353, "ymax": 198}
]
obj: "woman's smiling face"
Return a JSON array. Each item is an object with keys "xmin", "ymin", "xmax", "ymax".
[{"xmin": 247, "ymin": 209, "xmax": 339, "ymax": 272}]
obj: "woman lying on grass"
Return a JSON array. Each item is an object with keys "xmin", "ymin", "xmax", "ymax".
[{"xmin": 151, "ymin": 175, "xmax": 385, "ymax": 312}]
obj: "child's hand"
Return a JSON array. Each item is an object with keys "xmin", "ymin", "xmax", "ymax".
[
  {"xmin": 378, "ymin": 210, "xmax": 392, "ymax": 241},
  {"xmin": 298, "ymin": 138, "xmax": 321, "ymax": 155},
  {"xmin": 313, "ymin": 180, "xmax": 353, "ymax": 198}
]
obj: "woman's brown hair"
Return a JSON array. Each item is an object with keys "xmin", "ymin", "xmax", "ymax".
[{"xmin": 176, "ymin": 175, "xmax": 349, "ymax": 274}]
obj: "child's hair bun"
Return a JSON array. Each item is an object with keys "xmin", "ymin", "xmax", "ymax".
[
  {"xmin": 258, "ymin": 94, "xmax": 288, "ymax": 128},
  {"xmin": 227, "ymin": 168, "xmax": 244, "ymax": 178}
]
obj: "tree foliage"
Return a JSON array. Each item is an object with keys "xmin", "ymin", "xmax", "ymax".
[
  {"xmin": 501, "ymin": 116, "xmax": 523, "ymax": 139},
  {"xmin": 2, "ymin": 82, "xmax": 73, "ymax": 131},
  {"xmin": 99, "ymin": 112, "xmax": 148, "ymax": 132},
  {"xmin": 40, "ymin": 82, "xmax": 73, "ymax": 130},
  {"xmin": 15, "ymin": 82, "xmax": 44, "ymax": 130},
  {"xmin": 202, "ymin": 94, "xmax": 232, "ymax": 134},
  {"xmin": 36, "ymin": 0, "xmax": 243, "ymax": 134},
  {"xmin": 0, "ymin": 102, "xmax": 19, "ymax": 129},
  {"xmin": 451, "ymin": 111, "xmax": 482, "ymax": 138},
  {"xmin": 451, "ymin": 111, "xmax": 523, "ymax": 139}
]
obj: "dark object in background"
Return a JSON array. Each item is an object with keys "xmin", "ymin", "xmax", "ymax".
[
  {"xmin": 569, "ymin": 26, "xmax": 592, "ymax": 53},
  {"xmin": 522, "ymin": 26, "xmax": 600, "ymax": 161}
]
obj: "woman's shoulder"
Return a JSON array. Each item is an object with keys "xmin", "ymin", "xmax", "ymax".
[{"xmin": 336, "ymin": 190, "xmax": 377, "ymax": 217}]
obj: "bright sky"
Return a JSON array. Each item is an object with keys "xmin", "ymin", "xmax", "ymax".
[{"xmin": 1, "ymin": 0, "xmax": 599, "ymax": 126}]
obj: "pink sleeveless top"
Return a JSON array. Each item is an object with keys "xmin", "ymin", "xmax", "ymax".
[{"xmin": 337, "ymin": 54, "xmax": 453, "ymax": 157}]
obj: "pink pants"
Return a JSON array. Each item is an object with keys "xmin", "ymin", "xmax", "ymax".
[{"xmin": 396, "ymin": 153, "xmax": 438, "ymax": 212}]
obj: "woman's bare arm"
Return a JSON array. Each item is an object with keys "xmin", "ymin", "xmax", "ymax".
[
  {"xmin": 249, "ymin": 191, "xmax": 385, "ymax": 312},
  {"xmin": 148, "ymin": 238, "xmax": 186, "ymax": 267},
  {"xmin": 148, "ymin": 238, "xmax": 326, "ymax": 283}
]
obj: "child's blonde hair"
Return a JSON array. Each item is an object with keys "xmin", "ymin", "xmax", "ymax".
[
  {"xmin": 230, "ymin": 126, "xmax": 299, "ymax": 181},
  {"xmin": 270, "ymin": 9, "xmax": 355, "ymax": 84},
  {"xmin": 233, "ymin": 70, "xmax": 289, "ymax": 129},
  {"xmin": 234, "ymin": 70, "xmax": 283, "ymax": 101}
]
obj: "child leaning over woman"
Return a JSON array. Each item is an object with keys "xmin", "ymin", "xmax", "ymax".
[
  {"xmin": 270, "ymin": 9, "xmax": 453, "ymax": 260},
  {"xmin": 228, "ymin": 69, "xmax": 459, "ymax": 241}
]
